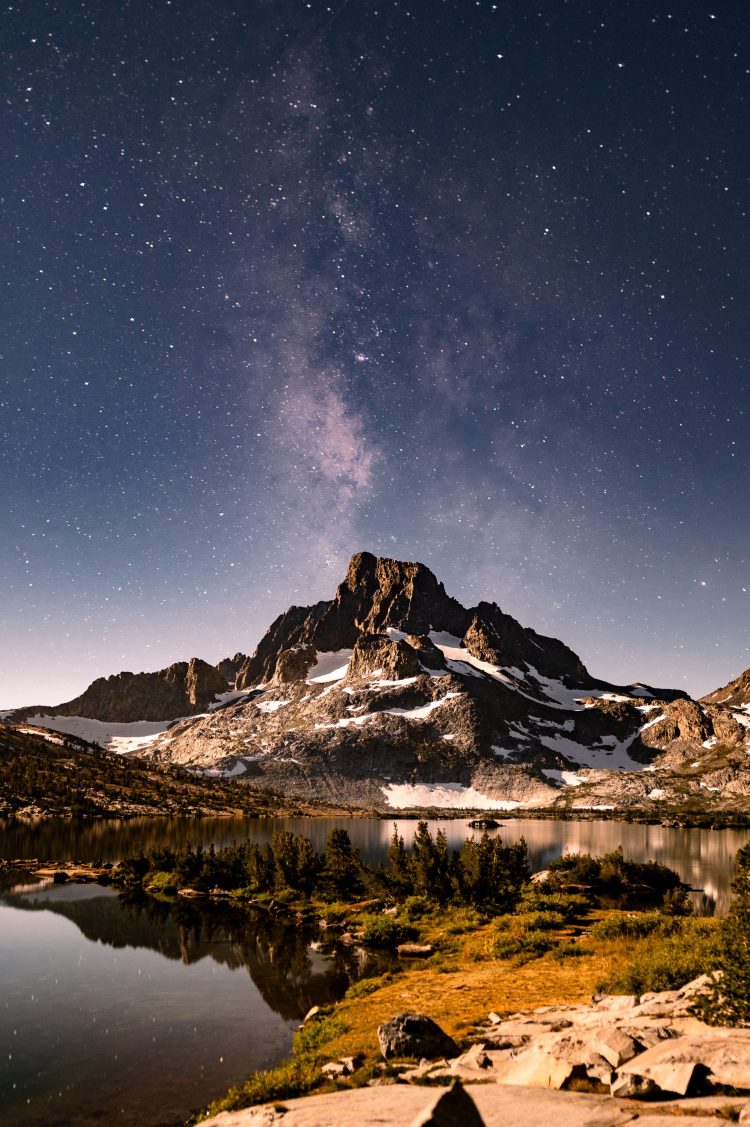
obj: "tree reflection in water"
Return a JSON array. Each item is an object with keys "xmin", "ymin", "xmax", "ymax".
[{"xmin": 5, "ymin": 880, "xmax": 388, "ymax": 1022}]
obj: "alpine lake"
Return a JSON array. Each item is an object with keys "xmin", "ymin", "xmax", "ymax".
[{"xmin": 2, "ymin": 814, "xmax": 748, "ymax": 1127}]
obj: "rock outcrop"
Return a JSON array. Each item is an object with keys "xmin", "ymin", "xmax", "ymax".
[
  {"xmin": 11, "ymin": 657, "xmax": 230, "ymax": 723},
  {"xmin": 235, "ymin": 552, "xmax": 588, "ymax": 690},
  {"xmin": 201, "ymin": 977, "xmax": 750, "ymax": 1126},
  {"xmin": 703, "ymin": 665, "xmax": 750, "ymax": 709}
]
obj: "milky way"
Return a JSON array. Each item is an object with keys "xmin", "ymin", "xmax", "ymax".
[{"xmin": 1, "ymin": 0, "xmax": 748, "ymax": 707}]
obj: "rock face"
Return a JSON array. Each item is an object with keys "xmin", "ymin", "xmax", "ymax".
[
  {"xmin": 235, "ymin": 552, "xmax": 587, "ymax": 689},
  {"xmin": 12, "ymin": 657, "xmax": 230, "ymax": 723}
]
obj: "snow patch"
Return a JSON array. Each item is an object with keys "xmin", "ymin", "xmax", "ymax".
[
  {"xmin": 255, "ymin": 699, "xmax": 291, "ymax": 714},
  {"xmin": 382, "ymin": 782, "xmax": 524, "ymax": 810},
  {"xmin": 639, "ymin": 713, "xmax": 667, "ymax": 733},
  {"xmin": 428, "ymin": 632, "xmax": 516, "ymax": 684},
  {"xmin": 314, "ymin": 714, "xmax": 373, "ymax": 730},
  {"xmin": 208, "ymin": 688, "xmax": 257, "ymax": 710},
  {"xmin": 356, "ymin": 676, "xmax": 420, "ymax": 691},
  {"xmin": 539, "ymin": 731, "xmax": 642, "ymax": 772},
  {"xmin": 542, "ymin": 769, "xmax": 584, "ymax": 787},
  {"xmin": 306, "ymin": 650, "xmax": 352, "ymax": 684},
  {"xmin": 383, "ymin": 692, "xmax": 461, "ymax": 720},
  {"xmin": 17, "ymin": 727, "xmax": 67, "ymax": 746},
  {"xmin": 20, "ymin": 714, "xmax": 175, "ymax": 754}
]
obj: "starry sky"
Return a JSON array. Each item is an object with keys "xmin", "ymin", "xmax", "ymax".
[{"xmin": 1, "ymin": 0, "xmax": 748, "ymax": 709}]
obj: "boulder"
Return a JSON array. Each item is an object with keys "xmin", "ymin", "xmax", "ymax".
[
  {"xmin": 589, "ymin": 1026, "xmax": 641, "ymax": 1068},
  {"xmin": 377, "ymin": 1014, "xmax": 458, "ymax": 1060},
  {"xmin": 613, "ymin": 1039, "xmax": 702, "ymax": 1097},
  {"xmin": 321, "ymin": 1055, "xmax": 360, "ymax": 1078},
  {"xmin": 397, "ymin": 943, "xmax": 435, "ymax": 958},
  {"xmin": 493, "ymin": 1045, "xmax": 575, "ymax": 1090},
  {"xmin": 321, "ymin": 1061, "xmax": 349, "ymax": 1078}
]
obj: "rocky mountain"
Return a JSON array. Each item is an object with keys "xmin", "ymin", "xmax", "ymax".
[
  {"xmin": 9, "ymin": 656, "xmax": 235, "ymax": 724},
  {"xmin": 9, "ymin": 552, "xmax": 750, "ymax": 815},
  {"xmin": 134, "ymin": 552, "xmax": 750, "ymax": 815}
]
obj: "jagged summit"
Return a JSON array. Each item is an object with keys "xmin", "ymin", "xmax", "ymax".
[
  {"xmin": 236, "ymin": 551, "xmax": 588, "ymax": 689},
  {"xmin": 8, "ymin": 551, "xmax": 750, "ymax": 814}
]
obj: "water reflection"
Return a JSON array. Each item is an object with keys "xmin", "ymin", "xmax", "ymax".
[
  {"xmin": 0, "ymin": 880, "xmax": 379, "ymax": 1127},
  {"xmin": 2, "ymin": 813, "xmax": 748, "ymax": 1125},
  {"xmin": 2, "ymin": 814, "xmax": 748, "ymax": 914}
]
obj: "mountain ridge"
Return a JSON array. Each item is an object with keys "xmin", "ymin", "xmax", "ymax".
[{"xmin": 5, "ymin": 552, "xmax": 750, "ymax": 815}]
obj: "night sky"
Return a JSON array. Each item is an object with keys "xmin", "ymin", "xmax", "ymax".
[{"xmin": 2, "ymin": 0, "xmax": 748, "ymax": 709}]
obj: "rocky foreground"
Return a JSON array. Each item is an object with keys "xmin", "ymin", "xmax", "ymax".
[{"xmin": 204, "ymin": 976, "xmax": 750, "ymax": 1126}]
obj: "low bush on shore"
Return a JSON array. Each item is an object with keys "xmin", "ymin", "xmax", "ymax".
[{"xmin": 594, "ymin": 917, "xmax": 721, "ymax": 994}]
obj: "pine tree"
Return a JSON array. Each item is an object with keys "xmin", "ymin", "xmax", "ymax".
[
  {"xmin": 294, "ymin": 835, "xmax": 322, "ymax": 895},
  {"xmin": 705, "ymin": 840, "xmax": 750, "ymax": 1025},
  {"xmin": 387, "ymin": 823, "xmax": 412, "ymax": 895},
  {"xmin": 322, "ymin": 828, "xmax": 363, "ymax": 897}
]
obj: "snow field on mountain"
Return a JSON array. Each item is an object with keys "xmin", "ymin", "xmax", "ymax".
[
  {"xmin": 381, "ymin": 782, "xmax": 526, "ymax": 810},
  {"xmin": 22, "ymin": 714, "xmax": 174, "ymax": 754}
]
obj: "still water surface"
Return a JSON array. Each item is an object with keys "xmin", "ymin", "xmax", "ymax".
[{"xmin": 1, "ymin": 815, "xmax": 748, "ymax": 1126}]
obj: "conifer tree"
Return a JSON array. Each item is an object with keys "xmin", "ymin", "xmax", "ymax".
[
  {"xmin": 705, "ymin": 840, "xmax": 750, "ymax": 1025},
  {"xmin": 387, "ymin": 823, "xmax": 412, "ymax": 895},
  {"xmin": 322, "ymin": 828, "xmax": 363, "ymax": 897}
]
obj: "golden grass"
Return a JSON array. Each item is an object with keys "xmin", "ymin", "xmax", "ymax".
[{"xmin": 322, "ymin": 918, "xmax": 628, "ymax": 1062}]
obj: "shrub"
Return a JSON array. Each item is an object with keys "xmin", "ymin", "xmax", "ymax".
[
  {"xmin": 589, "ymin": 912, "xmax": 680, "ymax": 941},
  {"xmin": 344, "ymin": 974, "xmax": 391, "ymax": 999},
  {"xmin": 442, "ymin": 906, "xmax": 484, "ymax": 934},
  {"xmin": 661, "ymin": 886, "xmax": 694, "ymax": 917},
  {"xmin": 402, "ymin": 894, "xmax": 433, "ymax": 920},
  {"xmin": 518, "ymin": 884, "xmax": 590, "ymax": 920},
  {"xmin": 491, "ymin": 914, "xmax": 561, "ymax": 960},
  {"xmin": 144, "ymin": 870, "xmax": 179, "ymax": 894},
  {"xmin": 360, "ymin": 914, "xmax": 416, "ymax": 948},
  {"xmin": 493, "ymin": 927, "xmax": 557, "ymax": 961},
  {"xmin": 550, "ymin": 942, "xmax": 587, "ymax": 961},
  {"xmin": 596, "ymin": 919, "xmax": 720, "ymax": 995}
]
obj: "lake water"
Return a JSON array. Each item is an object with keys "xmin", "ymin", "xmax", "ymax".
[{"xmin": 1, "ymin": 814, "xmax": 748, "ymax": 1125}]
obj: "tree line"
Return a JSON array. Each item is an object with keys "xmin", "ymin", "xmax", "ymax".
[{"xmin": 116, "ymin": 822, "xmax": 531, "ymax": 912}]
